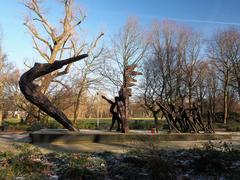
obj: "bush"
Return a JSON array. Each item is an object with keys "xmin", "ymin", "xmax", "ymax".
[
  {"xmin": 55, "ymin": 153, "xmax": 107, "ymax": 180},
  {"xmin": 129, "ymin": 120, "xmax": 154, "ymax": 130},
  {"xmin": 127, "ymin": 140, "xmax": 176, "ymax": 179},
  {"xmin": 0, "ymin": 144, "xmax": 50, "ymax": 180},
  {"xmin": 0, "ymin": 145, "xmax": 108, "ymax": 180},
  {"xmin": 226, "ymin": 121, "xmax": 240, "ymax": 132},
  {"xmin": 213, "ymin": 112, "xmax": 240, "ymax": 123},
  {"xmin": 191, "ymin": 141, "xmax": 240, "ymax": 179}
]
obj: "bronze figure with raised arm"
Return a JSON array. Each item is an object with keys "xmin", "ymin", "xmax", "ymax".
[{"xmin": 101, "ymin": 95, "xmax": 123, "ymax": 131}]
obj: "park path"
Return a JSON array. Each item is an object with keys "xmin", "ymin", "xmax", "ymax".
[
  {"xmin": 0, "ymin": 131, "xmax": 130, "ymax": 153},
  {"xmin": 0, "ymin": 131, "xmax": 240, "ymax": 153},
  {"xmin": 0, "ymin": 131, "xmax": 30, "ymax": 152}
]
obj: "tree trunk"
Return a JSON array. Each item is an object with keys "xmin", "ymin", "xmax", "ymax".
[
  {"xmin": 0, "ymin": 82, "xmax": 3, "ymax": 126},
  {"xmin": 153, "ymin": 111, "xmax": 159, "ymax": 129},
  {"xmin": 199, "ymin": 86, "xmax": 203, "ymax": 116},
  {"xmin": 123, "ymin": 96, "xmax": 129, "ymax": 133},
  {"xmin": 73, "ymin": 81, "xmax": 85, "ymax": 124},
  {"xmin": 19, "ymin": 54, "xmax": 88, "ymax": 131},
  {"xmin": 223, "ymin": 89, "xmax": 228, "ymax": 124},
  {"xmin": 0, "ymin": 111, "xmax": 2, "ymax": 126},
  {"xmin": 223, "ymin": 75, "xmax": 229, "ymax": 124},
  {"xmin": 188, "ymin": 86, "xmax": 192, "ymax": 108}
]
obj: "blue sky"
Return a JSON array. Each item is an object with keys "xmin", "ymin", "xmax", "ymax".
[{"xmin": 1, "ymin": 0, "xmax": 240, "ymax": 68}]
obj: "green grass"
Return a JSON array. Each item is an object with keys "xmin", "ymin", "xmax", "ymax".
[
  {"xmin": 4, "ymin": 119, "xmax": 30, "ymax": 131},
  {"xmin": 225, "ymin": 121, "xmax": 240, "ymax": 132},
  {"xmin": 0, "ymin": 144, "xmax": 107, "ymax": 180},
  {"xmin": 3, "ymin": 118, "xmax": 161, "ymax": 131},
  {"xmin": 0, "ymin": 144, "xmax": 48, "ymax": 180},
  {"xmin": 4, "ymin": 117, "xmax": 240, "ymax": 132},
  {"xmin": 0, "ymin": 141, "xmax": 240, "ymax": 179},
  {"xmin": 213, "ymin": 121, "xmax": 240, "ymax": 132}
]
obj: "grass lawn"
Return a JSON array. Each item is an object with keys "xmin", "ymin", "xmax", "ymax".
[
  {"xmin": 3, "ymin": 118, "xmax": 161, "ymax": 131},
  {"xmin": 0, "ymin": 140, "xmax": 240, "ymax": 179},
  {"xmin": 3, "ymin": 117, "xmax": 240, "ymax": 132}
]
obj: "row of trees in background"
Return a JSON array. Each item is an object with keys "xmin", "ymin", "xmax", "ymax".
[
  {"xmin": 1, "ymin": 0, "xmax": 240, "ymax": 126},
  {"xmin": 0, "ymin": 34, "xmax": 20, "ymax": 122},
  {"xmin": 141, "ymin": 21, "xmax": 240, "ymax": 125}
]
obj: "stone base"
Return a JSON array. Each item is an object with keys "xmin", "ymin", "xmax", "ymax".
[
  {"xmin": 30, "ymin": 129, "xmax": 233, "ymax": 144},
  {"xmin": 0, "ymin": 111, "xmax": 2, "ymax": 126}
]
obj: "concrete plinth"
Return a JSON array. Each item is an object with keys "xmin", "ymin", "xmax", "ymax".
[
  {"xmin": 0, "ymin": 111, "xmax": 2, "ymax": 126},
  {"xmin": 30, "ymin": 129, "xmax": 233, "ymax": 144}
]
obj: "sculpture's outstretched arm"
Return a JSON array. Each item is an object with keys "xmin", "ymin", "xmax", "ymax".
[
  {"xmin": 19, "ymin": 54, "xmax": 88, "ymax": 131},
  {"xmin": 101, "ymin": 95, "xmax": 114, "ymax": 104}
]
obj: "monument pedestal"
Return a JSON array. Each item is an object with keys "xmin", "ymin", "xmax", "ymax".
[
  {"xmin": 30, "ymin": 129, "xmax": 233, "ymax": 144},
  {"xmin": 0, "ymin": 111, "xmax": 2, "ymax": 126}
]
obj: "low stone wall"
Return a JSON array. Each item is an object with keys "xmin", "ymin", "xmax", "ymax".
[
  {"xmin": 30, "ymin": 129, "xmax": 233, "ymax": 144},
  {"xmin": 0, "ymin": 111, "xmax": 2, "ymax": 126}
]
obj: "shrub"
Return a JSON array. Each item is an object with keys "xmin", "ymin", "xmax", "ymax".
[
  {"xmin": 128, "ymin": 140, "xmax": 176, "ymax": 179},
  {"xmin": 0, "ymin": 144, "xmax": 50, "ymax": 180},
  {"xmin": 58, "ymin": 153, "xmax": 107, "ymax": 180}
]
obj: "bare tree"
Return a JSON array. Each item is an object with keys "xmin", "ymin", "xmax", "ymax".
[
  {"xmin": 0, "ymin": 36, "xmax": 5, "ymax": 123},
  {"xmin": 22, "ymin": 0, "xmax": 94, "ymax": 126},
  {"xmin": 220, "ymin": 27, "xmax": 240, "ymax": 99},
  {"xmin": 0, "ymin": 34, "xmax": 21, "ymax": 124},
  {"xmin": 3, "ymin": 67, "xmax": 21, "ymax": 113},
  {"xmin": 150, "ymin": 21, "xmax": 178, "ymax": 103},
  {"xmin": 194, "ymin": 61, "xmax": 209, "ymax": 115},
  {"xmin": 23, "ymin": 0, "xmax": 83, "ymax": 104},
  {"xmin": 208, "ymin": 29, "xmax": 234, "ymax": 124},
  {"xmin": 140, "ymin": 57, "xmax": 163, "ymax": 128},
  {"xmin": 181, "ymin": 30, "xmax": 202, "ymax": 108},
  {"xmin": 141, "ymin": 20, "xmax": 207, "ymax": 132},
  {"xmin": 71, "ymin": 33, "xmax": 104, "ymax": 123},
  {"xmin": 147, "ymin": 20, "xmax": 202, "ymax": 106},
  {"xmin": 141, "ymin": 21, "xmax": 184, "ymax": 127},
  {"xmin": 102, "ymin": 18, "xmax": 147, "ymax": 88},
  {"xmin": 101, "ymin": 18, "xmax": 148, "ymax": 132}
]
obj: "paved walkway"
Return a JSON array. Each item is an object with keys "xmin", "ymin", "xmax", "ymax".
[
  {"xmin": 0, "ymin": 131, "xmax": 240, "ymax": 153},
  {"xmin": 0, "ymin": 131, "xmax": 30, "ymax": 152}
]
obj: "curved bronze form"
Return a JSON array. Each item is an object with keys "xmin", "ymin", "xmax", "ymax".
[{"xmin": 19, "ymin": 54, "xmax": 88, "ymax": 131}]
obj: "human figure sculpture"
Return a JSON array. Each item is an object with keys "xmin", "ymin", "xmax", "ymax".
[
  {"xmin": 116, "ymin": 95, "xmax": 126, "ymax": 133},
  {"xmin": 102, "ymin": 95, "xmax": 123, "ymax": 131}
]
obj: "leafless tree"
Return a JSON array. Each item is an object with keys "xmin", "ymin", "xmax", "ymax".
[
  {"xmin": 140, "ymin": 57, "xmax": 164, "ymax": 128},
  {"xmin": 146, "ymin": 21, "xmax": 202, "ymax": 105},
  {"xmin": 23, "ymin": 1, "xmax": 85, "ymax": 85},
  {"xmin": 194, "ymin": 61, "xmax": 209, "ymax": 115},
  {"xmin": 0, "ymin": 34, "xmax": 22, "ymax": 123},
  {"xmin": 101, "ymin": 17, "xmax": 148, "ymax": 132},
  {"xmin": 71, "ymin": 33, "xmax": 104, "ymax": 123},
  {"xmin": 150, "ymin": 21, "xmax": 178, "ymax": 103},
  {"xmin": 208, "ymin": 28, "xmax": 234, "ymax": 124},
  {"xmin": 141, "ymin": 20, "xmax": 207, "ymax": 131},
  {"xmin": 101, "ymin": 17, "xmax": 148, "ymax": 90},
  {"xmin": 0, "ymin": 36, "xmax": 5, "ymax": 123},
  {"xmin": 220, "ymin": 27, "xmax": 240, "ymax": 99},
  {"xmin": 181, "ymin": 30, "xmax": 202, "ymax": 108},
  {"xmin": 22, "ymin": 0, "xmax": 97, "ymax": 126},
  {"xmin": 3, "ymin": 68, "xmax": 21, "ymax": 112},
  {"xmin": 196, "ymin": 60, "xmax": 220, "ymax": 121}
]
